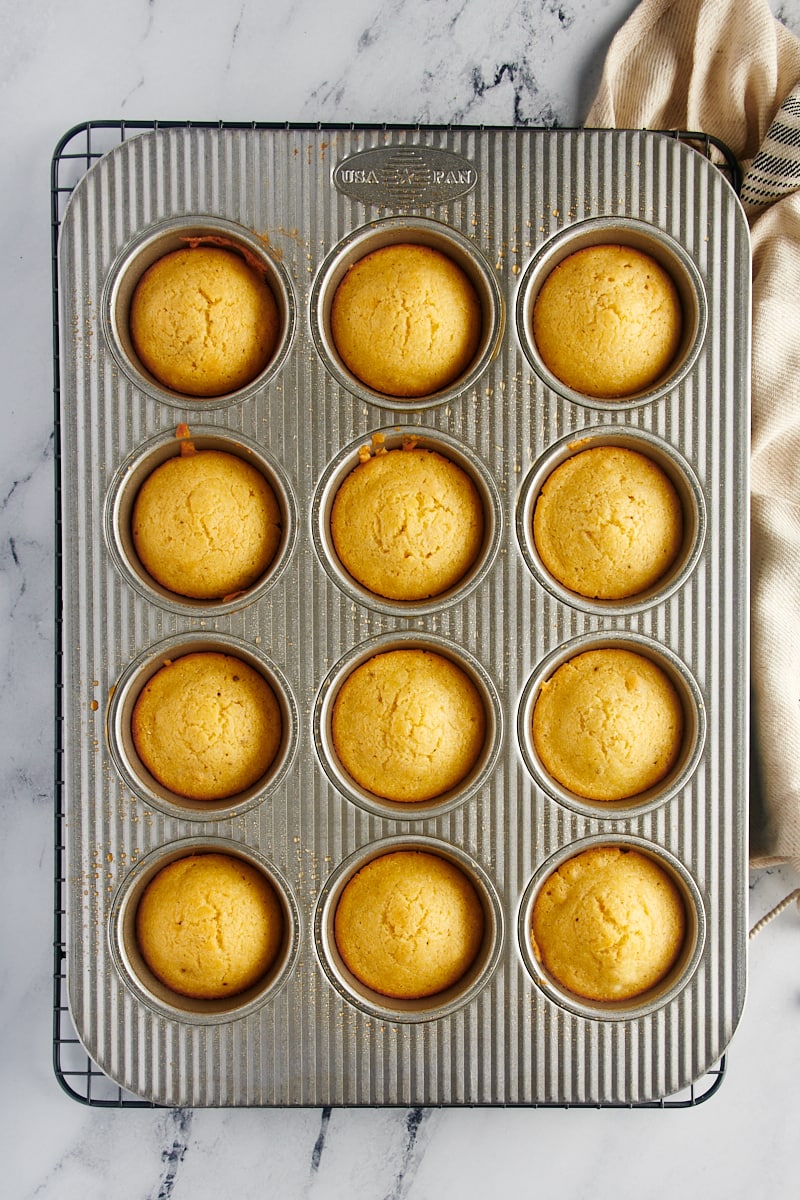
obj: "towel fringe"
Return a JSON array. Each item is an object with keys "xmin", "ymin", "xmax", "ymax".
[{"xmin": 749, "ymin": 887, "xmax": 800, "ymax": 939}]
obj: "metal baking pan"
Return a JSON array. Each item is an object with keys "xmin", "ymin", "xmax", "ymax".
[{"xmin": 56, "ymin": 124, "xmax": 749, "ymax": 1107}]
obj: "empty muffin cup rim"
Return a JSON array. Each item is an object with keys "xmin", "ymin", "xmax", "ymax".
[
  {"xmin": 109, "ymin": 836, "xmax": 302, "ymax": 1024},
  {"xmin": 517, "ymin": 631, "xmax": 706, "ymax": 819},
  {"xmin": 517, "ymin": 834, "xmax": 706, "ymax": 1021},
  {"xmin": 102, "ymin": 214, "xmax": 296, "ymax": 409},
  {"xmin": 514, "ymin": 216, "xmax": 708, "ymax": 409},
  {"xmin": 315, "ymin": 834, "xmax": 504, "ymax": 1023},
  {"xmin": 310, "ymin": 215, "xmax": 505, "ymax": 410},
  {"xmin": 106, "ymin": 632, "xmax": 299, "ymax": 820}
]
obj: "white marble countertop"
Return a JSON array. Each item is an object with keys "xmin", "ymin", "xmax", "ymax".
[{"xmin": 2, "ymin": 0, "xmax": 799, "ymax": 1195}]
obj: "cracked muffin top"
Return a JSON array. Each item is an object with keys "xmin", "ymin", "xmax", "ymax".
[
  {"xmin": 334, "ymin": 850, "xmax": 485, "ymax": 1000},
  {"xmin": 330, "ymin": 243, "xmax": 482, "ymax": 398},
  {"xmin": 331, "ymin": 647, "xmax": 486, "ymax": 803},
  {"xmin": 136, "ymin": 853, "xmax": 284, "ymax": 1000},
  {"xmin": 533, "ymin": 445, "xmax": 683, "ymax": 600},
  {"xmin": 132, "ymin": 447, "xmax": 282, "ymax": 601},
  {"xmin": 531, "ymin": 845, "xmax": 686, "ymax": 1003},
  {"xmin": 331, "ymin": 444, "xmax": 484, "ymax": 601},
  {"xmin": 130, "ymin": 245, "xmax": 280, "ymax": 397},
  {"xmin": 532, "ymin": 647, "xmax": 684, "ymax": 802},
  {"xmin": 532, "ymin": 243, "xmax": 682, "ymax": 398},
  {"xmin": 131, "ymin": 651, "xmax": 282, "ymax": 801}
]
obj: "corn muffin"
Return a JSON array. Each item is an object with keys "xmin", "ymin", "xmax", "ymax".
[
  {"xmin": 331, "ymin": 445, "xmax": 484, "ymax": 600},
  {"xmin": 531, "ymin": 845, "xmax": 687, "ymax": 1002},
  {"xmin": 532, "ymin": 244, "xmax": 683, "ymax": 398},
  {"xmin": 132, "ymin": 448, "xmax": 282, "ymax": 600},
  {"xmin": 130, "ymin": 246, "xmax": 280, "ymax": 396},
  {"xmin": 331, "ymin": 648, "xmax": 486, "ymax": 802},
  {"xmin": 136, "ymin": 853, "xmax": 284, "ymax": 1000},
  {"xmin": 132, "ymin": 652, "xmax": 282, "ymax": 801},
  {"xmin": 533, "ymin": 446, "xmax": 683, "ymax": 599},
  {"xmin": 331, "ymin": 243, "xmax": 482, "ymax": 397},
  {"xmin": 532, "ymin": 647, "xmax": 684, "ymax": 801},
  {"xmin": 334, "ymin": 850, "xmax": 485, "ymax": 999}
]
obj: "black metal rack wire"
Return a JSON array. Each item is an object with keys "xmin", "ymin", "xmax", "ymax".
[{"xmin": 51, "ymin": 119, "xmax": 736, "ymax": 1109}]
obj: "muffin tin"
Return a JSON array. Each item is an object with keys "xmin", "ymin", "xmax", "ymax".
[{"xmin": 56, "ymin": 124, "xmax": 750, "ymax": 1107}]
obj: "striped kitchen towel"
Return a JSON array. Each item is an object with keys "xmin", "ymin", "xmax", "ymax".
[{"xmin": 741, "ymin": 83, "xmax": 800, "ymax": 210}]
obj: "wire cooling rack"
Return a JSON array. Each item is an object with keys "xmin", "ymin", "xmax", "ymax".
[{"xmin": 51, "ymin": 119, "xmax": 734, "ymax": 1108}]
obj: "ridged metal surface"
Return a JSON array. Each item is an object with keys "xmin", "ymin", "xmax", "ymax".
[{"xmin": 57, "ymin": 126, "xmax": 750, "ymax": 1107}]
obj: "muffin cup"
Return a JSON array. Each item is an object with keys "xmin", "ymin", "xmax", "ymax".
[
  {"xmin": 515, "ymin": 216, "xmax": 707, "ymax": 409},
  {"xmin": 310, "ymin": 216, "xmax": 504, "ymax": 410},
  {"xmin": 314, "ymin": 631, "xmax": 503, "ymax": 820},
  {"xmin": 516, "ymin": 427, "xmax": 706, "ymax": 614},
  {"xmin": 315, "ymin": 835, "xmax": 503, "ymax": 1023},
  {"xmin": 102, "ymin": 215, "xmax": 295, "ymax": 409},
  {"xmin": 104, "ymin": 425, "xmax": 297, "ymax": 615},
  {"xmin": 107, "ymin": 632, "xmax": 298, "ymax": 820},
  {"xmin": 518, "ymin": 631, "xmax": 706, "ymax": 819},
  {"xmin": 312, "ymin": 426, "xmax": 502, "ymax": 616},
  {"xmin": 517, "ymin": 835, "xmax": 706, "ymax": 1021},
  {"xmin": 109, "ymin": 837, "xmax": 301, "ymax": 1024}
]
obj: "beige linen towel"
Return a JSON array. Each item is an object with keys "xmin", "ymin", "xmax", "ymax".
[{"xmin": 586, "ymin": 0, "xmax": 800, "ymax": 873}]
